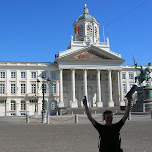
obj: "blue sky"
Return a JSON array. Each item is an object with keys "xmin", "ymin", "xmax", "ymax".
[{"xmin": 0, "ymin": 0, "xmax": 151, "ymax": 66}]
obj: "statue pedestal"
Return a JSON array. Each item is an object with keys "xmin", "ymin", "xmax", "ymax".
[{"xmin": 132, "ymin": 86, "xmax": 152, "ymax": 112}]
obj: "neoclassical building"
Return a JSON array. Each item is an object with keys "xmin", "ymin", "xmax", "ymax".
[{"xmin": 0, "ymin": 6, "xmax": 151, "ymax": 116}]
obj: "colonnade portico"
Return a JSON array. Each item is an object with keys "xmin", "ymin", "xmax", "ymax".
[
  {"xmin": 83, "ymin": 69, "xmax": 88, "ymax": 104},
  {"xmin": 59, "ymin": 69, "xmax": 64, "ymax": 107},
  {"xmin": 58, "ymin": 68, "xmax": 125, "ymax": 108},
  {"xmin": 108, "ymin": 70, "xmax": 114, "ymax": 107},
  {"xmin": 71, "ymin": 69, "xmax": 77, "ymax": 107}
]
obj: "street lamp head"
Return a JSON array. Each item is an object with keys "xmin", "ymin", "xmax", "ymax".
[
  {"xmin": 47, "ymin": 78, "xmax": 51, "ymax": 82},
  {"xmin": 37, "ymin": 79, "xmax": 40, "ymax": 83},
  {"xmin": 42, "ymin": 76, "xmax": 45, "ymax": 79}
]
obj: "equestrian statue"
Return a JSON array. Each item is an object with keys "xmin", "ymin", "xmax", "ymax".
[{"xmin": 133, "ymin": 57, "xmax": 151, "ymax": 86}]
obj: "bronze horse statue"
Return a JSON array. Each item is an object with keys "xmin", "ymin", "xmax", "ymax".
[{"xmin": 135, "ymin": 65, "xmax": 151, "ymax": 85}]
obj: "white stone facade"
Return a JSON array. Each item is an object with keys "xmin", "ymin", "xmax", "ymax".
[{"xmin": 0, "ymin": 5, "xmax": 152, "ymax": 116}]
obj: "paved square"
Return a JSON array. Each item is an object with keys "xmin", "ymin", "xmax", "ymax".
[{"xmin": 0, "ymin": 115, "xmax": 152, "ymax": 152}]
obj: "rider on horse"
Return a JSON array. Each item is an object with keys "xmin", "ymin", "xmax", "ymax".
[{"xmin": 133, "ymin": 57, "xmax": 151, "ymax": 86}]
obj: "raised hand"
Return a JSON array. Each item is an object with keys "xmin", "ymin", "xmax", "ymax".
[{"xmin": 83, "ymin": 96, "xmax": 87, "ymax": 106}]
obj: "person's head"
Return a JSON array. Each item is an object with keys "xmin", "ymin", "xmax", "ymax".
[{"xmin": 103, "ymin": 110, "xmax": 113, "ymax": 126}]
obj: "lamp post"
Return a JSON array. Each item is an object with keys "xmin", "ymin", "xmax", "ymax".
[
  {"xmin": 42, "ymin": 80, "xmax": 46, "ymax": 123},
  {"xmin": 37, "ymin": 76, "xmax": 51, "ymax": 123},
  {"xmin": 34, "ymin": 94, "xmax": 38, "ymax": 117}
]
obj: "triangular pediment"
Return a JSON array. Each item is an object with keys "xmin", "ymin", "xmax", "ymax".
[
  {"xmin": 69, "ymin": 50, "xmax": 111, "ymax": 60},
  {"xmin": 57, "ymin": 45, "xmax": 125, "ymax": 64}
]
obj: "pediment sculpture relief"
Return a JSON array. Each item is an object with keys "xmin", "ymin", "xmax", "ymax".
[{"xmin": 70, "ymin": 50, "xmax": 111, "ymax": 60}]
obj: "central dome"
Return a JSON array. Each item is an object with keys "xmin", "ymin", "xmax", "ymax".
[{"xmin": 78, "ymin": 14, "xmax": 94, "ymax": 21}]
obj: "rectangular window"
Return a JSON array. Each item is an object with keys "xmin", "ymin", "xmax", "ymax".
[
  {"xmin": 11, "ymin": 84, "xmax": 16, "ymax": 94},
  {"xmin": 51, "ymin": 72, "xmax": 56, "ymax": 79},
  {"xmin": 52, "ymin": 84, "xmax": 56, "ymax": 94},
  {"xmin": 122, "ymin": 84, "xmax": 126, "ymax": 93},
  {"xmin": 21, "ymin": 84, "xmax": 26, "ymax": 94},
  {"xmin": 0, "ymin": 84, "xmax": 5, "ymax": 94},
  {"xmin": 21, "ymin": 72, "xmax": 26, "ymax": 78},
  {"xmin": 122, "ymin": 73, "xmax": 125, "ymax": 79},
  {"xmin": 0, "ymin": 72, "xmax": 5, "ymax": 78},
  {"xmin": 11, "ymin": 72, "xmax": 16, "ymax": 78},
  {"xmin": 11, "ymin": 101, "xmax": 16, "ymax": 110},
  {"xmin": 0, "ymin": 100, "xmax": 6, "ymax": 103},
  {"xmin": 21, "ymin": 101, "xmax": 26, "ymax": 111},
  {"xmin": 31, "ymin": 84, "xmax": 36, "ymax": 93},
  {"xmin": 129, "ymin": 73, "xmax": 133, "ymax": 79},
  {"xmin": 31, "ymin": 72, "xmax": 36, "ymax": 78}
]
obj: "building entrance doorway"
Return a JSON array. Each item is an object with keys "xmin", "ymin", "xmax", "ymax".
[{"xmin": 29, "ymin": 99, "xmax": 38, "ymax": 116}]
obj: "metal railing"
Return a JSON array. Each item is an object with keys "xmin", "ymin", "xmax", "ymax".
[{"xmin": 26, "ymin": 110, "xmax": 152, "ymax": 124}]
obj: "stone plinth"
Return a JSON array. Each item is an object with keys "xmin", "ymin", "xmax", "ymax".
[{"xmin": 132, "ymin": 86, "xmax": 152, "ymax": 112}]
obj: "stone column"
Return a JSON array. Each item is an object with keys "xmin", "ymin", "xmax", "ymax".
[
  {"xmin": 15, "ymin": 100, "xmax": 20, "ymax": 116},
  {"xmin": 126, "ymin": 72, "xmax": 130, "ymax": 93},
  {"xmin": 26, "ymin": 70, "xmax": 30, "ymax": 94},
  {"xmin": 117, "ymin": 71, "xmax": 120, "ymax": 103},
  {"xmin": 6, "ymin": 70, "xmax": 10, "ymax": 95},
  {"xmin": 59, "ymin": 69, "xmax": 64, "ymax": 107},
  {"xmin": 108, "ymin": 70, "xmax": 114, "ymax": 107},
  {"xmin": 71, "ymin": 69, "xmax": 78, "ymax": 108},
  {"xmin": 83, "ymin": 69, "xmax": 88, "ymax": 104},
  {"xmin": 16, "ymin": 70, "xmax": 20, "ymax": 96},
  {"xmin": 119, "ymin": 71, "xmax": 125, "ymax": 106},
  {"xmin": 96, "ymin": 70, "xmax": 103, "ymax": 107},
  {"xmin": 46, "ymin": 99, "xmax": 49, "ymax": 114},
  {"xmin": 56, "ymin": 80, "xmax": 59, "ymax": 96},
  {"xmin": 26, "ymin": 101, "xmax": 29, "ymax": 115},
  {"xmin": 6, "ymin": 99, "xmax": 10, "ymax": 116}
]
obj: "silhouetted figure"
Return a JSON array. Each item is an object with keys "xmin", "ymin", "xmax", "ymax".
[{"xmin": 83, "ymin": 97, "xmax": 131, "ymax": 152}]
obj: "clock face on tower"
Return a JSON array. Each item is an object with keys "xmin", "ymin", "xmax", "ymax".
[{"xmin": 87, "ymin": 24, "xmax": 92, "ymax": 30}]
